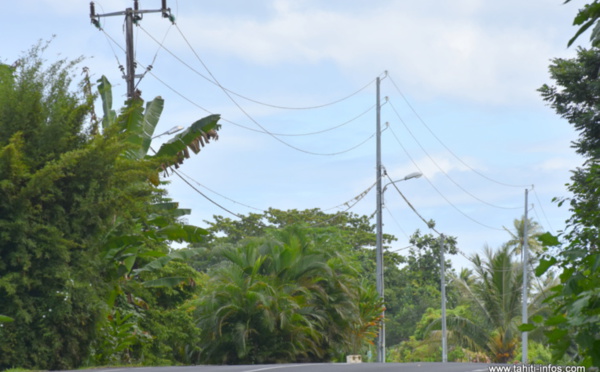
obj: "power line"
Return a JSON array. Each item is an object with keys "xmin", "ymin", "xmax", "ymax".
[
  {"xmin": 173, "ymin": 23, "xmax": 372, "ymax": 156},
  {"xmin": 150, "ymin": 147, "xmax": 245, "ymax": 219},
  {"xmin": 323, "ymin": 178, "xmax": 380, "ymax": 212},
  {"xmin": 387, "ymin": 99, "xmax": 520, "ymax": 210},
  {"xmin": 531, "ymin": 186, "xmax": 556, "ymax": 234},
  {"xmin": 386, "ymin": 74, "xmax": 529, "ymax": 188},
  {"xmin": 100, "ymin": 29, "xmax": 378, "ymax": 156},
  {"xmin": 383, "ymin": 206, "xmax": 411, "ymax": 241},
  {"xmin": 138, "ymin": 24, "xmax": 378, "ymax": 111},
  {"xmin": 246, "ymin": 104, "xmax": 378, "ymax": 137},
  {"xmin": 384, "ymin": 172, "xmax": 441, "ymax": 235},
  {"xmin": 172, "ymin": 169, "xmax": 243, "ymax": 219},
  {"xmin": 177, "ymin": 170, "xmax": 265, "ymax": 212},
  {"xmin": 387, "ymin": 125, "xmax": 504, "ymax": 231},
  {"xmin": 135, "ymin": 23, "xmax": 174, "ymax": 91}
]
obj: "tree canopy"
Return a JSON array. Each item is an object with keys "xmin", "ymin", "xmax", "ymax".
[{"xmin": 535, "ymin": 46, "xmax": 600, "ymax": 367}]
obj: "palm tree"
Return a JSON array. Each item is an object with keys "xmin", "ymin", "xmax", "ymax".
[
  {"xmin": 452, "ymin": 245, "xmax": 523, "ymax": 362},
  {"xmin": 503, "ymin": 217, "xmax": 544, "ymax": 256},
  {"xmin": 194, "ymin": 226, "xmax": 383, "ymax": 364},
  {"xmin": 429, "ymin": 245, "xmax": 553, "ymax": 363}
]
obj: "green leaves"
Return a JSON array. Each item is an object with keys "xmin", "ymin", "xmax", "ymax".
[
  {"xmin": 134, "ymin": 248, "xmax": 202, "ymax": 276},
  {"xmin": 142, "ymin": 276, "xmax": 189, "ymax": 288},
  {"xmin": 194, "ymin": 225, "xmax": 382, "ymax": 363},
  {"xmin": 568, "ymin": 1, "xmax": 600, "ymax": 47},
  {"xmin": 535, "ymin": 256, "xmax": 557, "ymax": 277},
  {"xmin": 537, "ymin": 232, "xmax": 561, "ymax": 247},
  {"xmin": 97, "ymin": 76, "xmax": 117, "ymax": 131},
  {"xmin": 539, "ymin": 46, "xmax": 600, "ymax": 368},
  {"xmin": 153, "ymin": 114, "xmax": 220, "ymax": 172},
  {"xmin": 518, "ymin": 323, "xmax": 536, "ymax": 332},
  {"xmin": 96, "ymin": 76, "xmax": 221, "ymax": 181}
]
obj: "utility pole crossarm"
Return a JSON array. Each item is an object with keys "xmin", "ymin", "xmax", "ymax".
[
  {"xmin": 90, "ymin": 1, "xmax": 174, "ymax": 22},
  {"xmin": 89, "ymin": 1, "xmax": 175, "ymax": 99}
]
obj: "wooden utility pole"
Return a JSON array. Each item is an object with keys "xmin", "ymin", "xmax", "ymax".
[{"xmin": 90, "ymin": 1, "xmax": 175, "ymax": 99}]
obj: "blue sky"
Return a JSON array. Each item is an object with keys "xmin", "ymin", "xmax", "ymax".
[{"xmin": 1, "ymin": 0, "xmax": 588, "ymax": 270}]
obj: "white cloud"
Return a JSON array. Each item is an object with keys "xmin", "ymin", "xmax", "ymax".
[
  {"xmin": 169, "ymin": 0, "xmax": 576, "ymax": 105},
  {"xmin": 537, "ymin": 157, "xmax": 581, "ymax": 172}
]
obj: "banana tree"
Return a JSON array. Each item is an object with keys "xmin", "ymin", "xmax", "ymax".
[
  {"xmin": 101, "ymin": 200, "xmax": 208, "ymax": 308},
  {"xmin": 97, "ymin": 76, "xmax": 220, "ymax": 182},
  {"xmin": 95, "ymin": 76, "xmax": 220, "ymax": 301}
]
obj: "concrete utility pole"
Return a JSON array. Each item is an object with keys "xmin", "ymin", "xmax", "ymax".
[
  {"xmin": 375, "ymin": 76, "xmax": 385, "ymax": 363},
  {"xmin": 440, "ymin": 234, "xmax": 447, "ymax": 363},
  {"xmin": 90, "ymin": 1, "xmax": 175, "ymax": 99},
  {"xmin": 522, "ymin": 188, "xmax": 529, "ymax": 364}
]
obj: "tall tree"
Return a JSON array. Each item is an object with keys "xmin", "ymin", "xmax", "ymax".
[
  {"xmin": 423, "ymin": 246, "xmax": 550, "ymax": 363},
  {"xmin": 0, "ymin": 44, "xmax": 114, "ymax": 369},
  {"xmin": 503, "ymin": 217, "xmax": 544, "ymax": 255},
  {"xmin": 385, "ymin": 230, "xmax": 458, "ymax": 347},
  {"xmin": 536, "ymin": 46, "xmax": 600, "ymax": 367}
]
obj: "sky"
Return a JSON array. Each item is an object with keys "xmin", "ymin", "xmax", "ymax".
[{"xmin": 1, "ymin": 0, "xmax": 589, "ymax": 270}]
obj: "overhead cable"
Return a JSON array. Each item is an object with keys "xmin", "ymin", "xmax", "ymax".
[
  {"xmin": 142, "ymin": 63, "xmax": 376, "ymax": 155},
  {"xmin": 323, "ymin": 178, "xmax": 379, "ymax": 212},
  {"xmin": 148, "ymin": 144, "xmax": 244, "ymax": 219},
  {"xmin": 159, "ymin": 25, "xmax": 376, "ymax": 156},
  {"xmin": 101, "ymin": 29, "xmax": 377, "ymax": 156},
  {"xmin": 135, "ymin": 23, "xmax": 174, "ymax": 91},
  {"xmin": 531, "ymin": 186, "xmax": 556, "ymax": 234},
  {"xmin": 172, "ymin": 169, "xmax": 243, "ymax": 218},
  {"xmin": 139, "ymin": 24, "xmax": 377, "ymax": 110},
  {"xmin": 387, "ymin": 125, "xmax": 504, "ymax": 231},
  {"xmin": 217, "ymin": 103, "xmax": 378, "ymax": 137},
  {"xmin": 388, "ymin": 100, "xmax": 520, "ymax": 210},
  {"xmin": 384, "ymin": 172, "xmax": 441, "ymax": 235},
  {"xmin": 383, "ymin": 206, "xmax": 411, "ymax": 240},
  {"xmin": 387, "ymin": 74, "xmax": 529, "ymax": 188},
  {"xmin": 177, "ymin": 170, "xmax": 265, "ymax": 212}
]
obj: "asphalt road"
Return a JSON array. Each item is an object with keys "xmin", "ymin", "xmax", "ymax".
[{"xmin": 78, "ymin": 363, "xmax": 494, "ymax": 372}]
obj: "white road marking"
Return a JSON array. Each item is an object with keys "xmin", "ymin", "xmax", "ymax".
[{"xmin": 242, "ymin": 364, "xmax": 322, "ymax": 372}]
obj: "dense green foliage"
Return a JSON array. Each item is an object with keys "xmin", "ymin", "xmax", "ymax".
[
  {"xmin": 194, "ymin": 226, "xmax": 382, "ymax": 363},
  {"xmin": 0, "ymin": 45, "xmax": 122, "ymax": 369},
  {"xmin": 534, "ymin": 46, "xmax": 600, "ymax": 367},
  {"xmin": 385, "ymin": 230, "xmax": 458, "ymax": 347},
  {"xmin": 0, "ymin": 44, "xmax": 219, "ymax": 369},
  {"xmin": 200, "ymin": 210, "xmax": 459, "ymax": 353},
  {"xmin": 388, "ymin": 219, "xmax": 554, "ymax": 364}
]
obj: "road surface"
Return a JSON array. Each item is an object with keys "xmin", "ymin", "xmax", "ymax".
[{"xmin": 73, "ymin": 363, "xmax": 494, "ymax": 372}]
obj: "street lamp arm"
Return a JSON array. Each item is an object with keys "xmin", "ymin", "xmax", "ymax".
[{"xmin": 382, "ymin": 172, "xmax": 423, "ymax": 192}]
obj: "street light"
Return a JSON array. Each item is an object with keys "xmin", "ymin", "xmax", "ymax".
[
  {"xmin": 376, "ymin": 170, "xmax": 422, "ymax": 363},
  {"xmin": 152, "ymin": 125, "xmax": 183, "ymax": 139},
  {"xmin": 382, "ymin": 172, "xmax": 423, "ymax": 194}
]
